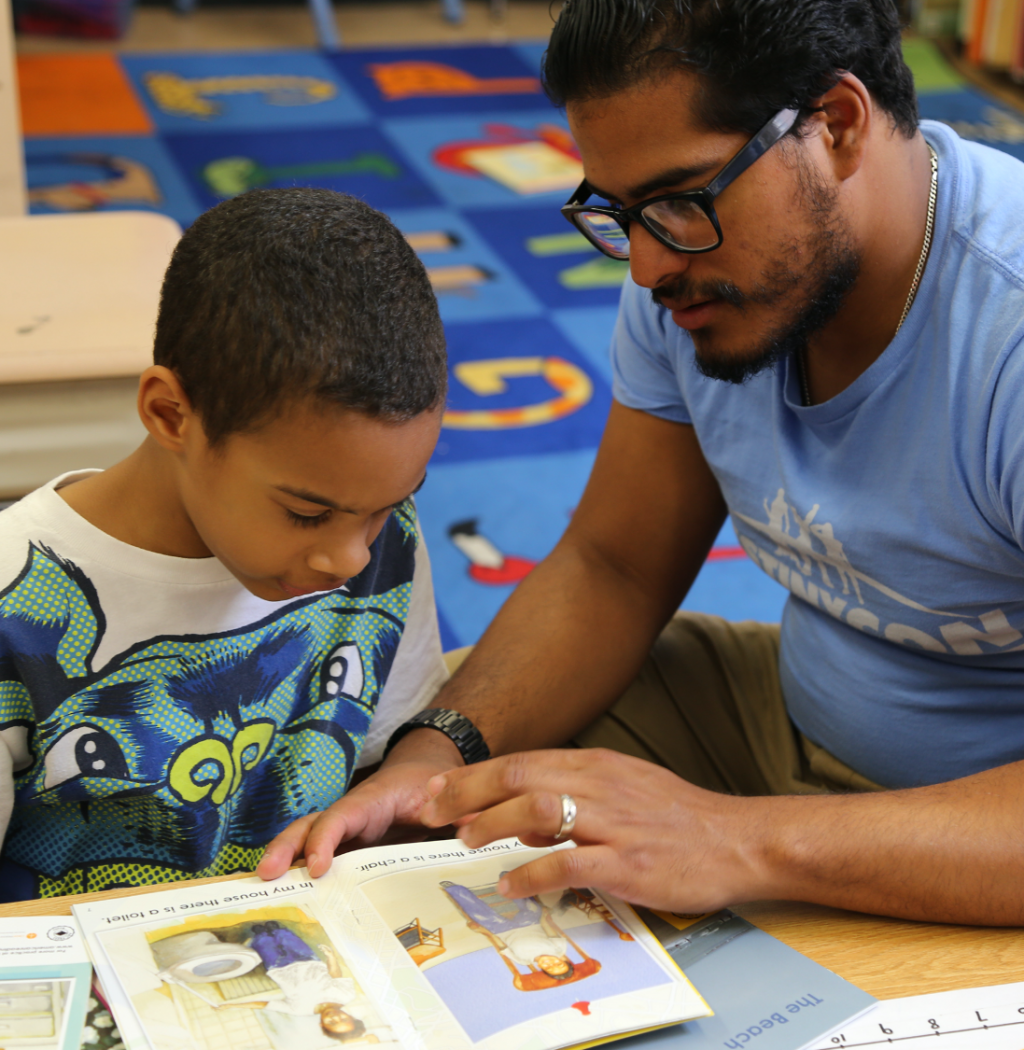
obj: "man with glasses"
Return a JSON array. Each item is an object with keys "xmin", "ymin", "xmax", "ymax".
[{"xmin": 260, "ymin": 0, "xmax": 1024, "ymax": 925}]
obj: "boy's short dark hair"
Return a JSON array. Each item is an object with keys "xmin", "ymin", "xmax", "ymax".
[
  {"xmin": 543, "ymin": 0, "xmax": 918, "ymax": 140},
  {"xmin": 154, "ymin": 188, "xmax": 447, "ymax": 445}
]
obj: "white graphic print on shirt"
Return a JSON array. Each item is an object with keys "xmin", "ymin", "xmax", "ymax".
[{"xmin": 736, "ymin": 488, "xmax": 1024, "ymax": 657}]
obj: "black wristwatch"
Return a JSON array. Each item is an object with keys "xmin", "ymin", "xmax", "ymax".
[{"xmin": 384, "ymin": 708, "xmax": 490, "ymax": 765}]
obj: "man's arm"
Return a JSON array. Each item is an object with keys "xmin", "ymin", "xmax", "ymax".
[
  {"xmin": 418, "ymin": 746, "xmax": 1024, "ymax": 927},
  {"xmin": 415, "ymin": 401, "xmax": 727, "ymax": 754},
  {"xmin": 257, "ymin": 403, "xmax": 726, "ymax": 878}
]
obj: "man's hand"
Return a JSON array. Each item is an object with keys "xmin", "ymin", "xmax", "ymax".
[
  {"xmin": 257, "ymin": 729, "xmax": 463, "ymax": 880},
  {"xmin": 419, "ymin": 748, "xmax": 770, "ymax": 913},
  {"xmin": 420, "ymin": 746, "xmax": 1024, "ymax": 926}
]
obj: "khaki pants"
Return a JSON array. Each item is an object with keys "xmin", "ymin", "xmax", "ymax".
[{"xmin": 572, "ymin": 612, "xmax": 885, "ymax": 795}]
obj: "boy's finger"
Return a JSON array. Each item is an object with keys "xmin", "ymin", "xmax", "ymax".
[
  {"xmin": 304, "ymin": 796, "xmax": 380, "ymax": 875},
  {"xmin": 256, "ymin": 813, "xmax": 319, "ymax": 880}
]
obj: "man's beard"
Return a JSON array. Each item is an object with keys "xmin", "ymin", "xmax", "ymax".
[{"xmin": 651, "ymin": 167, "xmax": 861, "ymax": 385}]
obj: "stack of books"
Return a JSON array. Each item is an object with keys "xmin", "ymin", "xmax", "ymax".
[{"xmin": 957, "ymin": 0, "xmax": 1024, "ymax": 80}]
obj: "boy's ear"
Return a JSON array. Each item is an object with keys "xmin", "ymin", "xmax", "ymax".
[{"xmin": 137, "ymin": 365, "xmax": 201, "ymax": 453}]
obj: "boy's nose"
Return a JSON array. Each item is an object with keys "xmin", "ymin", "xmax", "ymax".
[{"xmin": 307, "ymin": 541, "xmax": 371, "ymax": 582}]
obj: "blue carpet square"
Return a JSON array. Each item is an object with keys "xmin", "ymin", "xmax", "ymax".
[
  {"xmin": 163, "ymin": 125, "xmax": 442, "ymax": 211},
  {"xmin": 467, "ymin": 204, "xmax": 628, "ymax": 308},
  {"xmin": 388, "ymin": 206, "xmax": 543, "ymax": 323},
  {"xmin": 382, "ymin": 112, "xmax": 579, "ymax": 208},
  {"xmin": 24, "ymin": 135, "xmax": 204, "ymax": 226},
  {"xmin": 328, "ymin": 45, "xmax": 552, "ymax": 116},
  {"xmin": 512, "ymin": 42, "xmax": 550, "ymax": 74},
  {"xmin": 120, "ymin": 51, "xmax": 371, "ymax": 133},
  {"xmin": 920, "ymin": 90, "xmax": 1024, "ymax": 162},
  {"xmin": 435, "ymin": 317, "xmax": 612, "ymax": 465},
  {"xmin": 550, "ymin": 306, "xmax": 620, "ymax": 385},
  {"xmin": 418, "ymin": 449, "xmax": 596, "ymax": 646}
]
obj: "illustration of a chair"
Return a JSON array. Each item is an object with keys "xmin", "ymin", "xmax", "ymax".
[
  {"xmin": 441, "ymin": 881, "xmax": 601, "ymax": 991},
  {"xmin": 563, "ymin": 888, "xmax": 634, "ymax": 941},
  {"xmin": 393, "ymin": 918, "xmax": 446, "ymax": 966}
]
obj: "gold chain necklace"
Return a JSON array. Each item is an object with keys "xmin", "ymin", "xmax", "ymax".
[{"xmin": 798, "ymin": 143, "xmax": 939, "ymax": 408}]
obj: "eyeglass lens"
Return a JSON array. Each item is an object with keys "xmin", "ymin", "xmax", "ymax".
[
  {"xmin": 575, "ymin": 196, "xmax": 719, "ymax": 259},
  {"xmin": 642, "ymin": 198, "xmax": 719, "ymax": 252},
  {"xmin": 574, "ymin": 211, "xmax": 630, "ymax": 259}
]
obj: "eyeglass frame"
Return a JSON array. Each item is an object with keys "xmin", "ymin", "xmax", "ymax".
[{"xmin": 560, "ymin": 107, "xmax": 801, "ymax": 259}]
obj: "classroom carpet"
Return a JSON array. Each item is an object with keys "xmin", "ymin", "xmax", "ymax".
[{"xmin": 16, "ymin": 38, "xmax": 1024, "ymax": 648}]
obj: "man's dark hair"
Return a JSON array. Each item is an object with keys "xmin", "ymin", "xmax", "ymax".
[
  {"xmin": 154, "ymin": 188, "xmax": 447, "ymax": 445},
  {"xmin": 543, "ymin": 0, "xmax": 918, "ymax": 139}
]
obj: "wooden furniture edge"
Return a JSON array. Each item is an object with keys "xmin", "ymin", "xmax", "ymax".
[
  {"xmin": 0, "ymin": 869, "xmax": 259, "ymax": 918},
  {"xmin": 734, "ymin": 900, "xmax": 1024, "ymax": 999}
]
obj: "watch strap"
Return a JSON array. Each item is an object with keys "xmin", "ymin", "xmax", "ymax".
[{"xmin": 383, "ymin": 708, "xmax": 490, "ymax": 765}]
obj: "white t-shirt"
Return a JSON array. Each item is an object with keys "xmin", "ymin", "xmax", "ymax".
[{"xmin": 0, "ymin": 471, "xmax": 447, "ymax": 899}]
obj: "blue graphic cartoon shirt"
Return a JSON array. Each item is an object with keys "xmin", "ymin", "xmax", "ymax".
[{"xmin": 0, "ymin": 471, "xmax": 447, "ymax": 901}]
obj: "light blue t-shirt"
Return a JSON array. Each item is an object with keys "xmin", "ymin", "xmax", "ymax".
[{"xmin": 611, "ymin": 121, "xmax": 1024, "ymax": 789}]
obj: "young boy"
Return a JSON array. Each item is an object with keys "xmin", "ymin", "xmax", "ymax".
[{"xmin": 0, "ymin": 189, "xmax": 449, "ymax": 901}]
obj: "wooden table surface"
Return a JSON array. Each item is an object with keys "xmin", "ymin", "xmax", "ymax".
[{"xmin": 2, "ymin": 874, "xmax": 1023, "ymax": 1001}]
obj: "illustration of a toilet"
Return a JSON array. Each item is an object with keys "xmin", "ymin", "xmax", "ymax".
[{"xmin": 151, "ymin": 931, "xmax": 262, "ymax": 984}]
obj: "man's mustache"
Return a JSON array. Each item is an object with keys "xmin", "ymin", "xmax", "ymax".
[{"xmin": 651, "ymin": 276, "xmax": 749, "ymax": 309}]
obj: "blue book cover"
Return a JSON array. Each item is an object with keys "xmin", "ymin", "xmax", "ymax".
[{"xmin": 617, "ymin": 910, "xmax": 878, "ymax": 1050}]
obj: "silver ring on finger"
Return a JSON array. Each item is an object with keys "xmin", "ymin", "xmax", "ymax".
[{"xmin": 554, "ymin": 793, "xmax": 577, "ymax": 841}]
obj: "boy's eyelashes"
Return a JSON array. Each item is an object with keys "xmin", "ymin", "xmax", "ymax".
[
  {"xmin": 284, "ymin": 507, "xmax": 333, "ymax": 528},
  {"xmin": 274, "ymin": 474, "xmax": 426, "ymax": 528},
  {"xmin": 282, "ymin": 502, "xmax": 405, "ymax": 528}
]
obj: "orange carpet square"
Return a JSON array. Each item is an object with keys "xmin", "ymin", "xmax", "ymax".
[{"xmin": 18, "ymin": 53, "xmax": 153, "ymax": 136}]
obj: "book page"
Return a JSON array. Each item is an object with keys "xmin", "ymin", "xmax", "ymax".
[
  {"xmin": 0, "ymin": 916, "xmax": 93, "ymax": 1050},
  {"xmin": 316, "ymin": 838, "xmax": 711, "ymax": 1050},
  {"xmin": 73, "ymin": 870, "xmax": 421, "ymax": 1050}
]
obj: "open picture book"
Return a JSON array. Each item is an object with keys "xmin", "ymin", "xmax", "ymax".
[{"xmin": 72, "ymin": 839, "xmax": 712, "ymax": 1050}]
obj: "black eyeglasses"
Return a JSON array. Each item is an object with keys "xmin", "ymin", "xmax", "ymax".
[{"xmin": 561, "ymin": 108, "xmax": 800, "ymax": 260}]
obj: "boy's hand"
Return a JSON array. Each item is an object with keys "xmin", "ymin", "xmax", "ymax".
[{"xmin": 256, "ymin": 729, "xmax": 463, "ymax": 880}]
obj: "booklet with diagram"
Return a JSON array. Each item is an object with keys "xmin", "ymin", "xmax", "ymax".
[
  {"xmin": 73, "ymin": 838, "xmax": 711, "ymax": 1050},
  {"xmin": 616, "ymin": 910, "xmax": 878, "ymax": 1050},
  {"xmin": 0, "ymin": 915, "xmax": 93, "ymax": 1050}
]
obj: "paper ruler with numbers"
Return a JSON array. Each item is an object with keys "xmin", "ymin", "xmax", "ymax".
[{"xmin": 806, "ymin": 980, "xmax": 1024, "ymax": 1050}]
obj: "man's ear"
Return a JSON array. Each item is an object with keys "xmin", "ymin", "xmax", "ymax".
[
  {"xmin": 807, "ymin": 72, "xmax": 873, "ymax": 183},
  {"xmin": 137, "ymin": 365, "xmax": 199, "ymax": 454}
]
